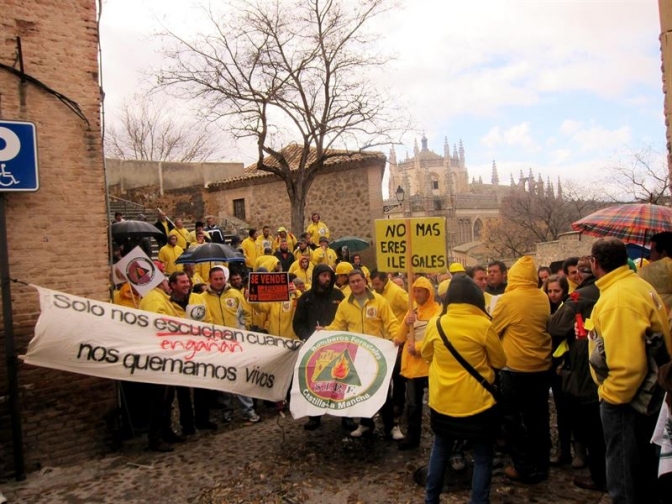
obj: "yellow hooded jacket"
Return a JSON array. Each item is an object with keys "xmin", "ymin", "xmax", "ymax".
[
  {"xmin": 169, "ymin": 227, "xmax": 190, "ymax": 249},
  {"xmin": 288, "ymin": 259, "xmax": 314, "ymax": 288},
  {"xmin": 380, "ymin": 279, "xmax": 409, "ymax": 325},
  {"xmin": 241, "ymin": 236, "xmax": 257, "ymax": 269},
  {"xmin": 422, "ymin": 301, "xmax": 506, "ymax": 417},
  {"xmin": 158, "ymin": 244, "xmax": 184, "ymax": 275},
  {"xmin": 491, "ymin": 256, "xmax": 552, "ymax": 372},
  {"xmin": 140, "ymin": 288, "xmax": 212, "ymax": 323},
  {"xmin": 326, "ymin": 289, "xmax": 400, "ymax": 339},
  {"xmin": 256, "ymin": 291, "xmax": 302, "ymax": 339},
  {"xmin": 306, "ymin": 221, "xmax": 330, "ymax": 244},
  {"xmin": 589, "ymin": 265, "xmax": 671, "ymax": 404},
  {"xmin": 396, "ymin": 276, "xmax": 442, "ymax": 378},
  {"xmin": 202, "ymin": 286, "xmax": 251, "ymax": 329}
]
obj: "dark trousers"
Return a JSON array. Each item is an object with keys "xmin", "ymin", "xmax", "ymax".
[
  {"xmin": 500, "ymin": 369, "xmax": 551, "ymax": 477},
  {"xmin": 167, "ymin": 387, "xmax": 212, "ymax": 432},
  {"xmin": 147, "ymin": 384, "xmax": 168, "ymax": 445},
  {"xmin": 569, "ymin": 399, "xmax": 606, "ymax": 485},
  {"xmin": 392, "ymin": 346, "xmax": 406, "ymax": 413},
  {"xmin": 600, "ymin": 401, "xmax": 661, "ymax": 504},
  {"xmin": 550, "ymin": 370, "xmax": 571, "ymax": 456},
  {"xmin": 361, "ymin": 384, "xmax": 395, "ymax": 433},
  {"xmin": 405, "ymin": 377, "xmax": 427, "ymax": 443}
]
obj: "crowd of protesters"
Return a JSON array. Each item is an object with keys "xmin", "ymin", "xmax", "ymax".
[{"xmin": 112, "ymin": 211, "xmax": 672, "ymax": 504}]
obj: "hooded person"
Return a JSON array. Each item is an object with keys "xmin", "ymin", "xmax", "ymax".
[
  {"xmin": 393, "ymin": 276, "xmax": 442, "ymax": 450},
  {"xmin": 491, "ymin": 255, "xmax": 552, "ymax": 484},
  {"xmin": 288, "ymin": 255, "xmax": 314, "ymax": 288},
  {"xmin": 421, "ymin": 275, "xmax": 506, "ymax": 504},
  {"xmin": 292, "ymin": 263, "xmax": 348, "ymax": 431}
]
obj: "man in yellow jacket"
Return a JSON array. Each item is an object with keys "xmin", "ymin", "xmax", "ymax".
[
  {"xmin": 158, "ymin": 234, "xmax": 184, "ymax": 275},
  {"xmin": 241, "ymin": 229, "xmax": 258, "ymax": 270},
  {"xmin": 588, "ymin": 238, "xmax": 670, "ymax": 503},
  {"xmin": 334, "ymin": 261, "xmax": 353, "ymax": 298},
  {"xmin": 305, "ymin": 212, "xmax": 329, "ymax": 244},
  {"xmin": 288, "ymin": 256, "xmax": 313, "ymax": 289},
  {"xmin": 313, "ymin": 237, "xmax": 337, "ymax": 267},
  {"xmin": 393, "ymin": 276, "xmax": 441, "ymax": 450},
  {"xmin": 256, "ymin": 277, "xmax": 301, "ymax": 340},
  {"xmin": 326, "ymin": 269, "xmax": 401, "ymax": 439},
  {"xmin": 168, "ymin": 218, "xmax": 191, "ymax": 250},
  {"xmin": 491, "ymin": 255, "xmax": 552, "ymax": 483},
  {"xmin": 371, "ymin": 269, "xmax": 409, "ymax": 418},
  {"xmin": 202, "ymin": 266, "xmax": 260, "ymax": 423}
]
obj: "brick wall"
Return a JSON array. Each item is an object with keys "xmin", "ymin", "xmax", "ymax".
[{"xmin": 1, "ymin": 0, "xmax": 116, "ymax": 471}]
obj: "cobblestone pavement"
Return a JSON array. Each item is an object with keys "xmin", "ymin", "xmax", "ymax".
[{"xmin": 2, "ymin": 407, "xmax": 611, "ymax": 504}]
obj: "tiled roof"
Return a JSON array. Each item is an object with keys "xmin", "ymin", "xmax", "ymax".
[{"xmin": 207, "ymin": 144, "xmax": 385, "ymax": 189}]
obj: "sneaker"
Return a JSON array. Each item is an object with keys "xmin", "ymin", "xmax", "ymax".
[
  {"xmin": 389, "ymin": 426, "xmax": 405, "ymax": 441},
  {"xmin": 350, "ymin": 424, "xmax": 371, "ymax": 438},
  {"xmin": 244, "ymin": 412, "xmax": 261, "ymax": 423},
  {"xmin": 304, "ymin": 417, "xmax": 321, "ymax": 431}
]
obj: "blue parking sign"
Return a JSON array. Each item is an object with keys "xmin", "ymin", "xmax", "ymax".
[{"xmin": 0, "ymin": 120, "xmax": 39, "ymax": 192}]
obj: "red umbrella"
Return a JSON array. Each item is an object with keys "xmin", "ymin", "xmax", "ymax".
[{"xmin": 572, "ymin": 203, "xmax": 672, "ymax": 246}]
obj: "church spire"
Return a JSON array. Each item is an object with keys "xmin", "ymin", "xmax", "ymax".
[
  {"xmin": 510, "ymin": 172, "xmax": 515, "ymax": 187},
  {"xmin": 444, "ymin": 137, "xmax": 450, "ymax": 159},
  {"xmin": 459, "ymin": 140, "xmax": 465, "ymax": 168},
  {"xmin": 421, "ymin": 132, "xmax": 428, "ymax": 151},
  {"xmin": 413, "ymin": 139, "xmax": 419, "ymax": 157},
  {"xmin": 388, "ymin": 145, "xmax": 397, "ymax": 165},
  {"xmin": 491, "ymin": 160, "xmax": 499, "ymax": 185},
  {"xmin": 557, "ymin": 176, "xmax": 563, "ymax": 200}
]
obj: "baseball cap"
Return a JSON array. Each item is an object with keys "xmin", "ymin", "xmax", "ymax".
[{"xmin": 277, "ymin": 226, "xmax": 287, "ymax": 233}]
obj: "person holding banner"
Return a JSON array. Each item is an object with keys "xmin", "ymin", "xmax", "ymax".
[
  {"xmin": 293, "ymin": 264, "xmax": 347, "ymax": 431},
  {"xmin": 326, "ymin": 269, "xmax": 402, "ymax": 439},
  {"xmin": 202, "ymin": 266, "xmax": 260, "ymax": 424},
  {"xmin": 422, "ymin": 275, "xmax": 507, "ymax": 504},
  {"xmin": 393, "ymin": 276, "xmax": 441, "ymax": 450}
]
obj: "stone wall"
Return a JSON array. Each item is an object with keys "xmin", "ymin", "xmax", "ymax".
[
  {"xmin": 205, "ymin": 161, "xmax": 386, "ymax": 242},
  {"xmin": 659, "ymin": 0, "xmax": 672, "ymax": 186},
  {"xmin": 106, "ymin": 159, "xmax": 245, "ymax": 194},
  {"xmin": 1, "ymin": 0, "xmax": 116, "ymax": 471},
  {"xmin": 535, "ymin": 232, "xmax": 597, "ymax": 267}
]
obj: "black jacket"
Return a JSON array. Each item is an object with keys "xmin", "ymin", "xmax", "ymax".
[
  {"xmin": 547, "ymin": 275, "xmax": 600, "ymax": 403},
  {"xmin": 292, "ymin": 264, "xmax": 344, "ymax": 341},
  {"xmin": 154, "ymin": 219, "xmax": 174, "ymax": 247},
  {"xmin": 274, "ymin": 250, "xmax": 295, "ymax": 272}
]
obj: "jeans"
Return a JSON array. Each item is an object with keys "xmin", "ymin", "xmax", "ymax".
[
  {"xmin": 600, "ymin": 401, "xmax": 661, "ymax": 503},
  {"xmin": 405, "ymin": 377, "xmax": 427, "ymax": 443},
  {"xmin": 569, "ymin": 399, "xmax": 605, "ymax": 485},
  {"xmin": 220, "ymin": 393, "xmax": 256, "ymax": 417},
  {"xmin": 425, "ymin": 433, "xmax": 493, "ymax": 504},
  {"xmin": 500, "ymin": 370, "xmax": 551, "ymax": 477}
]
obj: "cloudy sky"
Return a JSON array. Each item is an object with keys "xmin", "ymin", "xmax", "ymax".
[{"xmin": 100, "ymin": 0, "xmax": 666, "ymax": 194}]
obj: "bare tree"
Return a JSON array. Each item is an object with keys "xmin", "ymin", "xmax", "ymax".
[
  {"xmin": 482, "ymin": 184, "xmax": 601, "ymax": 259},
  {"xmin": 105, "ymin": 95, "xmax": 219, "ymax": 162},
  {"xmin": 605, "ymin": 146, "xmax": 670, "ymax": 204},
  {"xmin": 156, "ymin": 0, "xmax": 407, "ymax": 232}
]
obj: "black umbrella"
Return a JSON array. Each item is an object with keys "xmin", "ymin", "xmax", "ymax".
[
  {"xmin": 111, "ymin": 220, "xmax": 164, "ymax": 238},
  {"xmin": 175, "ymin": 243, "xmax": 245, "ymax": 264}
]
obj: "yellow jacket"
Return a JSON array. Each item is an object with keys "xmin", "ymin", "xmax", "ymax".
[
  {"xmin": 256, "ymin": 292, "xmax": 301, "ymax": 339},
  {"xmin": 422, "ymin": 303, "xmax": 507, "ymax": 417},
  {"xmin": 255, "ymin": 255, "xmax": 280, "ymax": 272},
  {"xmin": 288, "ymin": 260, "xmax": 314, "ymax": 288},
  {"xmin": 273, "ymin": 233, "xmax": 298, "ymax": 252},
  {"xmin": 313, "ymin": 247, "xmax": 337, "ymax": 267},
  {"xmin": 202, "ymin": 286, "xmax": 251, "ymax": 329},
  {"xmin": 491, "ymin": 256, "xmax": 552, "ymax": 372},
  {"xmin": 241, "ymin": 237, "xmax": 257, "ymax": 269},
  {"xmin": 113, "ymin": 283, "xmax": 141, "ymax": 309},
  {"xmin": 306, "ymin": 221, "xmax": 330, "ymax": 244},
  {"xmin": 336, "ymin": 283, "xmax": 352, "ymax": 299},
  {"xmin": 396, "ymin": 276, "xmax": 442, "ymax": 378},
  {"xmin": 589, "ymin": 265, "xmax": 671, "ymax": 404},
  {"xmin": 157, "ymin": 244, "xmax": 184, "ymax": 275},
  {"xmin": 326, "ymin": 289, "xmax": 399, "ymax": 339},
  {"xmin": 255, "ymin": 234, "xmax": 275, "ymax": 257},
  {"xmin": 187, "ymin": 229, "xmax": 211, "ymax": 245},
  {"xmin": 169, "ymin": 227, "xmax": 190, "ymax": 249},
  {"xmin": 294, "ymin": 247, "xmax": 314, "ymax": 263},
  {"xmin": 381, "ymin": 279, "xmax": 409, "ymax": 325},
  {"xmin": 638, "ymin": 257, "xmax": 672, "ymax": 314},
  {"xmin": 140, "ymin": 289, "xmax": 212, "ymax": 323}
]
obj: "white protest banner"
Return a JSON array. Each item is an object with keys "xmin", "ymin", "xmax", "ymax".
[
  {"xmin": 112, "ymin": 247, "xmax": 164, "ymax": 297},
  {"xmin": 290, "ymin": 331, "xmax": 397, "ymax": 419},
  {"xmin": 21, "ymin": 287, "xmax": 302, "ymax": 401}
]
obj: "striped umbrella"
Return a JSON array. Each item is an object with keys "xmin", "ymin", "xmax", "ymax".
[{"xmin": 572, "ymin": 203, "xmax": 672, "ymax": 246}]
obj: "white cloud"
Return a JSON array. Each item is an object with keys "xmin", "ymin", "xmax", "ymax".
[
  {"xmin": 560, "ymin": 120, "xmax": 582, "ymax": 136},
  {"xmin": 571, "ymin": 126, "xmax": 632, "ymax": 153},
  {"xmin": 480, "ymin": 123, "xmax": 538, "ymax": 152}
]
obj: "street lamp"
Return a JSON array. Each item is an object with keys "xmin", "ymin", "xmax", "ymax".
[{"xmin": 383, "ymin": 185, "xmax": 405, "ymax": 213}]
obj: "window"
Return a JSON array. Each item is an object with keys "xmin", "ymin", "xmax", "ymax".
[
  {"xmin": 432, "ymin": 180, "xmax": 439, "ymax": 190},
  {"xmin": 233, "ymin": 198, "xmax": 245, "ymax": 220},
  {"xmin": 433, "ymin": 198, "xmax": 442, "ymax": 210}
]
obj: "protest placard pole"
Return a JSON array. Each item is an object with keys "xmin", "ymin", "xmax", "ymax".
[{"xmin": 405, "ymin": 218, "xmax": 415, "ymax": 342}]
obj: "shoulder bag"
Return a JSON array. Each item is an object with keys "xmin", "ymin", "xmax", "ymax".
[{"xmin": 435, "ymin": 317, "xmax": 500, "ymax": 402}]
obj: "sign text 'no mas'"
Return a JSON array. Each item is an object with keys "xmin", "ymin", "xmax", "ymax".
[{"xmin": 374, "ymin": 217, "xmax": 447, "ymax": 273}]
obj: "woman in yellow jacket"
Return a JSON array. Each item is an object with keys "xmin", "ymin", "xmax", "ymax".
[
  {"xmin": 422, "ymin": 275, "xmax": 506, "ymax": 504},
  {"xmin": 393, "ymin": 276, "xmax": 441, "ymax": 450}
]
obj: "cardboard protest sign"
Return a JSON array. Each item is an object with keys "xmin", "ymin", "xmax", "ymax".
[
  {"xmin": 21, "ymin": 287, "xmax": 301, "ymax": 401},
  {"xmin": 112, "ymin": 246, "xmax": 164, "ymax": 297},
  {"xmin": 290, "ymin": 331, "xmax": 397, "ymax": 419},
  {"xmin": 374, "ymin": 217, "xmax": 447, "ymax": 273},
  {"xmin": 248, "ymin": 272, "xmax": 290, "ymax": 302}
]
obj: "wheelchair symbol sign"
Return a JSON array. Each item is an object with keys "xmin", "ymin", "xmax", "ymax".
[{"xmin": 0, "ymin": 121, "xmax": 39, "ymax": 192}]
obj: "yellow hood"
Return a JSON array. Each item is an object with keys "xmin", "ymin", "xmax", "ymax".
[
  {"xmin": 413, "ymin": 276, "xmax": 437, "ymax": 318},
  {"xmin": 505, "ymin": 256, "xmax": 539, "ymax": 292}
]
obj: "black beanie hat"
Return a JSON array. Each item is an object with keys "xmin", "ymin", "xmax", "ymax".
[{"xmin": 444, "ymin": 275, "xmax": 488, "ymax": 315}]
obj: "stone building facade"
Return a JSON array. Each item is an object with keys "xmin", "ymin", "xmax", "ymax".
[
  {"xmin": 386, "ymin": 135, "xmax": 506, "ymax": 255},
  {"xmin": 659, "ymin": 0, "xmax": 672, "ymax": 187},
  {"xmin": 1, "ymin": 0, "xmax": 115, "ymax": 471},
  {"xmin": 206, "ymin": 147, "xmax": 386, "ymax": 260}
]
